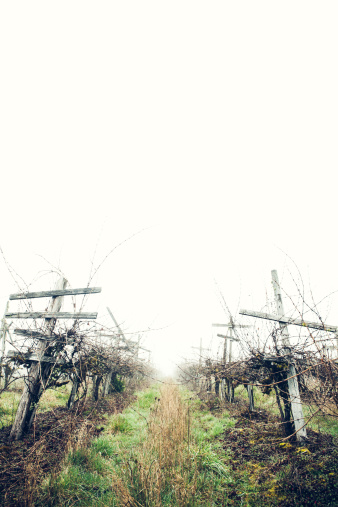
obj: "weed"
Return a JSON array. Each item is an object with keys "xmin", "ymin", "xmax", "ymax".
[
  {"xmin": 90, "ymin": 435, "xmax": 116, "ymax": 457},
  {"xmin": 109, "ymin": 414, "xmax": 133, "ymax": 434}
]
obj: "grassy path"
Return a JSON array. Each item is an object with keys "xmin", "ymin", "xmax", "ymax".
[
  {"xmin": 37, "ymin": 383, "xmax": 235, "ymax": 506},
  {"xmin": 33, "ymin": 383, "xmax": 338, "ymax": 506}
]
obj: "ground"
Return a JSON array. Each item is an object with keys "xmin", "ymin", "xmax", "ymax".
[
  {"xmin": 216, "ymin": 404, "xmax": 338, "ymax": 506},
  {"xmin": 0, "ymin": 383, "xmax": 338, "ymax": 506}
]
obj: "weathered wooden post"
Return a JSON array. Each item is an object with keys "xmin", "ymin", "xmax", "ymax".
[
  {"xmin": 207, "ymin": 372, "xmax": 212, "ymax": 393},
  {"xmin": 192, "ymin": 338, "xmax": 210, "ymax": 392},
  {"xmin": 247, "ymin": 384, "xmax": 254, "ymax": 412},
  {"xmin": 217, "ymin": 334, "xmax": 230, "ymax": 401},
  {"xmin": 67, "ymin": 374, "xmax": 80, "ymax": 409},
  {"xmin": 7, "ymin": 282, "xmax": 101, "ymax": 440},
  {"xmin": 9, "ymin": 277, "xmax": 67, "ymax": 440},
  {"xmin": 239, "ymin": 270, "xmax": 308, "ymax": 441},
  {"xmin": 271, "ymin": 270, "xmax": 307, "ymax": 441},
  {"xmin": 0, "ymin": 302, "xmax": 9, "ymax": 388},
  {"xmin": 227, "ymin": 325, "xmax": 235, "ymax": 403},
  {"xmin": 216, "ymin": 332, "xmax": 240, "ymax": 402},
  {"xmin": 214, "ymin": 369, "xmax": 220, "ymax": 397},
  {"xmin": 104, "ymin": 307, "xmax": 124, "ymax": 396},
  {"xmin": 92, "ymin": 375, "xmax": 103, "ymax": 401},
  {"xmin": 221, "ymin": 378, "xmax": 226, "ymax": 400},
  {"xmin": 214, "ymin": 320, "xmax": 249, "ymax": 403}
]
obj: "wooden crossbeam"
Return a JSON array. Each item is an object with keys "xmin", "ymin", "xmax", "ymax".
[
  {"xmin": 213, "ymin": 322, "xmax": 243, "ymax": 364},
  {"xmin": 139, "ymin": 346, "xmax": 151, "ymax": 353},
  {"xmin": 106, "ymin": 307, "xmax": 126, "ymax": 340},
  {"xmin": 239, "ymin": 309, "xmax": 338, "ymax": 333},
  {"xmin": 14, "ymin": 329, "xmax": 75, "ymax": 342},
  {"xmin": 212, "ymin": 323, "xmax": 251, "ymax": 328},
  {"xmin": 9, "ymin": 287, "xmax": 101, "ymax": 300},
  {"xmin": 14, "ymin": 329, "xmax": 50, "ymax": 338},
  {"xmin": 6, "ymin": 312, "xmax": 97, "ymax": 320},
  {"xmin": 98, "ymin": 333, "xmax": 119, "ymax": 338},
  {"xmin": 7, "ymin": 350, "xmax": 66, "ymax": 364},
  {"xmin": 217, "ymin": 334, "xmax": 240, "ymax": 342}
]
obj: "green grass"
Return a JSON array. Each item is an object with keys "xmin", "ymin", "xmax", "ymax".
[
  {"xmin": 39, "ymin": 460, "xmax": 114, "ymax": 507},
  {"xmin": 0, "ymin": 388, "xmax": 20, "ymax": 428},
  {"xmin": 37, "ymin": 385, "xmax": 161, "ymax": 506},
  {"xmin": 35, "ymin": 382, "xmax": 338, "ymax": 507},
  {"xmin": 0, "ymin": 379, "xmax": 71, "ymax": 428},
  {"xmin": 37, "ymin": 384, "xmax": 236, "ymax": 506},
  {"xmin": 192, "ymin": 407, "xmax": 236, "ymax": 444},
  {"xmin": 303, "ymin": 406, "xmax": 338, "ymax": 437}
]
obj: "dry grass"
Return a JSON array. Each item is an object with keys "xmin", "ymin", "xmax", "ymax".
[{"xmin": 112, "ymin": 383, "xmax": 218, "ymax": 506}]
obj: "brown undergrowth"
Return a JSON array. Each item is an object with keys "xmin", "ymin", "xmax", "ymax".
[{"xmin": 0, "ymin": 390, "xmax": 136, "ymax": 506}]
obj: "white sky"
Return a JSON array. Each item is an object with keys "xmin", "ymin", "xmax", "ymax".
[{"xmin": 1, "ymin": 2, "xmax": 337, "ymax": 375}]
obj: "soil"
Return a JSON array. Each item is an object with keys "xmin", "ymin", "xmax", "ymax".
[{"xmin": 208, "ymin": 399, "xmax": 338, "ymax": 506}]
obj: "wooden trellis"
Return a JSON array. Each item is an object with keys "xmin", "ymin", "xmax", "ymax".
[
  {"xmin": 7, "ymin": 277, "xmax": 101, "ymax": 441},
  {"xmin": 238, "ymin": 269, "xmax": 338, "ymax": 442},
  {"xmin": 213, "ymin": 319, "xmax": 250, "ymax": 403},
  {"xmin": 102, "ymin": 307, "xmax": 151, "ymax": 395},
  {"xmin": 191, "ymin": 338, "xmax": 211, "ymax": 391}
]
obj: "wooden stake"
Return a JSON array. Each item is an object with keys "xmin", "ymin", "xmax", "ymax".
[
  {"xmin": 247, "ymin": 384, "xmax": 254, "ymax": 412},
  {"xmin": 67, "ymin": 377, "xmax": 79, "ymax": 409},
  {"xmin": 214, "ymin": 320, "xmax": 243, "ymax": 403},
  {"xmin": 0, "ymin": 302, "xmax": 9, "ymax": 387},
  {"xmin": 271, "ymin": 270, "xmax": 307, "ymax": 442}
]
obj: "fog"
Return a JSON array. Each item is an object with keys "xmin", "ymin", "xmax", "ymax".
[{"xmin": 1, "ymin": 1, "xmax": 337, "ymax": 375}]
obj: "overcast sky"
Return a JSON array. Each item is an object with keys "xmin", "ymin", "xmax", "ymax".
[{"xmin": 1, "ymin": 2, "xmax": 337, "ymax": 374}]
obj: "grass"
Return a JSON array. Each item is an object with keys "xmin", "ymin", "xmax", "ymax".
[
  {"xmin": 303, "ymin": 405, "xmax": 338, "ymax": 438},
  {"xmin": 0, "ymin": 380, "xmax": 141, "ymax": 507},
  {"xmin": 36, "ymin": 385, "xmax": 162, "ymax": 506},
  {"xmin": 0, "ymin": 379, "xmax": 71, "ymax": 428},
  {"xmin": 16, "ymin": 381, "xmax": 338, "ymax": 506},
  {"xmin": 37, "ymin": 383, "xmax": 236, "ymax": 506}
]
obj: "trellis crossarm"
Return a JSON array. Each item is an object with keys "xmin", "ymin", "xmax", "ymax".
[
  {"xmin": 217, "ymin": 334, "xmax": 240, "ymax": 342},
  {"xmin": 212, "ymin": 323, "xmax": 251, "ymax": 328},
  {"xmin": 14, "ymin": 329, "xmax": 75, "ymax": 343},
  {"xmin": 239, "ymin": 309, "xmax": 338, "ymax": 333},
  {"xmin": 6, "ymin": 312, "xmax": 98, "ymax": 320},
  {"xmin": 7, "ymin": 350, "xmax": 66, "ymax": 364},
  {"xmin": 9, "ymin": 287, "xmax": 101, "ymax": 300}
]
